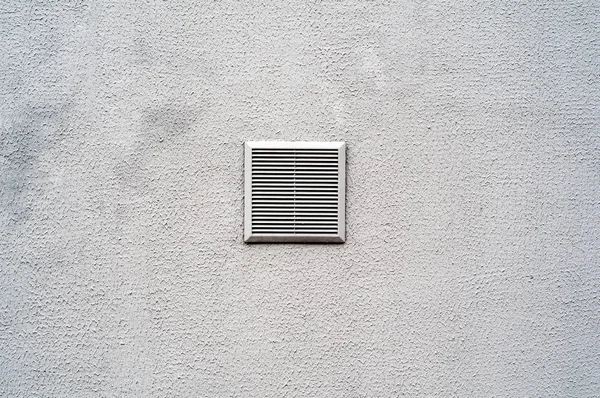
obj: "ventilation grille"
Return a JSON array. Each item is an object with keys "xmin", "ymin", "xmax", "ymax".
[{"xmin": 245, "ymin": 142, "xmax": 345, "ymax": 243}]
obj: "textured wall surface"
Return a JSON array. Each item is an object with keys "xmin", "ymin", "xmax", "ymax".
[{"xmin": 1, "ymin": 1, "xmax": 599, "ymax": 396}]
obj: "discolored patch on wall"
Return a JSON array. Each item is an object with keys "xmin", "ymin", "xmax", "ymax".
[
  {"xmin": 0, "ymin": 102, "xmax": 73, "ymax": 228},
  {"xmin": 141, "ymin": 103, "xmax": 198, "ymax": 146},
  {"xmin": 114, "ymin": 101, "xmax": 200, "ymax": 196}
]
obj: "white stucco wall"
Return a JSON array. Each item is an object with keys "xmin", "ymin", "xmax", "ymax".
[{"xmin": 1, "ymin": 1, "xmax": 599, "ymax": 396}]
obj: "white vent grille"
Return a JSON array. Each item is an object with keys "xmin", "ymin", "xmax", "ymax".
[{"xmin": 244, "ymin": 142, "xmax": 345, "ymax": 243}]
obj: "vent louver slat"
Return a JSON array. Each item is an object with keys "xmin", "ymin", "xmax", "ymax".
[{"xmin": 244, "ymin": 142, "xmax": 345, "ymax": 243}]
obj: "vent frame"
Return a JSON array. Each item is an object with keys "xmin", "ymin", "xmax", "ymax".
[{"xmin": 244, "ymin": 141, "xmax": 346, "ymax": 243}]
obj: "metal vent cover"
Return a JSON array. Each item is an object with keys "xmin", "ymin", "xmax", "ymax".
[{"xmin": 244, "ymin": 141, "xmax": 345, "ymax": 243}]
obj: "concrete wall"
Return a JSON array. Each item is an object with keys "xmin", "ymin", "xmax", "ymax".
[{"xmin": 1, "ymin": 1, "xmax": 599, "ymax": 396}]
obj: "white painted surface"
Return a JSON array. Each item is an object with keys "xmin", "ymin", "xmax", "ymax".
[{"xmin": 1, "ymin": 1, "xmax": 599, "ymax": 396}]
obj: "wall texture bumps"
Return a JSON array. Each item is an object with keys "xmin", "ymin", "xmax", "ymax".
[{"xmin": 1, "ymin": 1, "xmax": 599, "ymax": 396}]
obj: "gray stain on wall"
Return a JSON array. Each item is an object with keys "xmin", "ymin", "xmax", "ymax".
[
  {"xmin": 141, "ymin": 104, "xmax": 198, "ymax": 145},
  {"xmin": 1, "ymin": 103, "xmax": 72, "ymax": 227},
  {"xmin": 115, "ymin": 102, "xmax": 199, "ymax": 194}
]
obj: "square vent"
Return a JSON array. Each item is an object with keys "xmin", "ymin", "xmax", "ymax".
[{"xmin": 244, "ymin": 141, "xmax": 346, "ymax": 243}]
